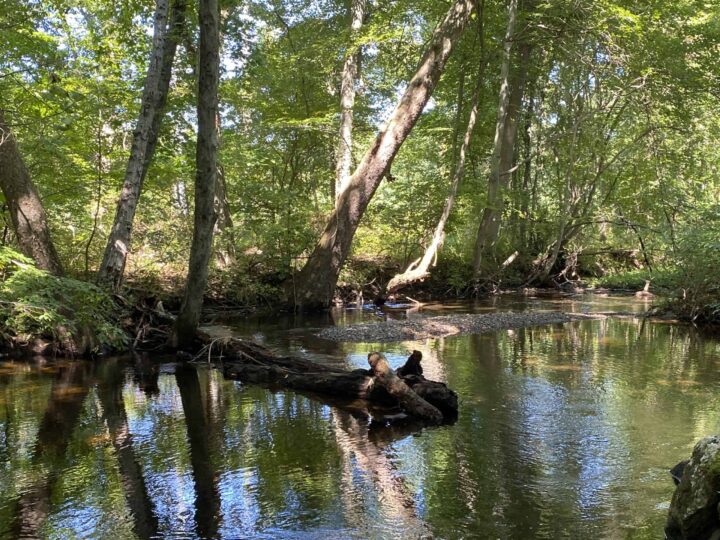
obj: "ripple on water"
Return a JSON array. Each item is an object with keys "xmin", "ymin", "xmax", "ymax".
[{"xmin": 0, "ymin": 296, "xmax": 719, "ymax": 538}]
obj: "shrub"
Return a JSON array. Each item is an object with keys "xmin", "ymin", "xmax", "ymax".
[
  {"xmin": 664, "ymin": 206, "xmax": 720, "ymax": 323},
  {"xmin": 0, "ymin": 247, "xmax": 128, "ymax": 354}
]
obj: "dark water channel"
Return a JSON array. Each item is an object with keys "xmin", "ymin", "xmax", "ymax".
[{"xmin": 1, "ymin": 294, "xmax": 719, "ymax": 539}]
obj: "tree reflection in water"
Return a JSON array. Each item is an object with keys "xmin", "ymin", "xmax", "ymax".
[{"xmin": 0, "ymin": 309, "xmax": 719, "ymax": 538}]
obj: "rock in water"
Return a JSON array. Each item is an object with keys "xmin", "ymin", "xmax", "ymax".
[
  {"xmin": 666, "ymin": 436, "xmax": 720, "ymax": 539},
  {"xmin": 670, "ymin": 459, "xmax": 690, "ymax": 486}
]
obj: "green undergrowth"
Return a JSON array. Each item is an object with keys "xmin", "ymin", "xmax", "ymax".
[
  {"xmin": 587, "ymin": 268, "xmax": 679, "ymax": 292},
  {"xmin": 0, "ymin": 247, "xmax": 128, "ymax": 355}
]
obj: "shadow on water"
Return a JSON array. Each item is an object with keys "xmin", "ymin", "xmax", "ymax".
[{"xmin": 0, "ymin": 295, "xmax": 719, "ymax": 538}]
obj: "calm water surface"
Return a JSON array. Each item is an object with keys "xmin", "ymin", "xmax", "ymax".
[{"xmin": 1, "ymin": 294, "xmax": 719, "ymax": 539}]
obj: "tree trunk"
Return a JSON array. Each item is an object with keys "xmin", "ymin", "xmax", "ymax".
[
  {"xmin": 0, "ymin": 110, "xmax": 63, "ymax": 275},
  {"xmin": 518, "ymin": 82, "xmax": 535, "ymax": 250},
  {"xmin": 290, "ymin": 0, "xmax": 477, "ymax": 310},
  {"xmin": 171, "ymin": 0, "xmax": 220, "ymax": 348},
  {"xmin": 97, "ymin": 0, "xmax": 187, "ymax": 289},
  {"xmin": 334, "ymin": 0, "xmax": 367, "ymax": 206},
  {"xmin": 472, "ymin": 0, "xmax": 529, "ymax": 275},
  {"xmin": 386, "ymin": 8, "xmax": 486, "ymax": 294},
  {"xmin": 214, "ymin": 337, "xmax": 459, "ymax": 421},
  {"xmin": 214, "ymin": 162, "xmax": 235, "ymax": 267}
]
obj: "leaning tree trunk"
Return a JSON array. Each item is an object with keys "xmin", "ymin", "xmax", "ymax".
[
  {"xmin": 171, "ymin": 0, "xmax": 220, "ymax": 349},
  {"xmin": 290, "ymin": 0, "xmax": 477, "ymax": 310},
  {"xmin": 386, "ymin": 8, "xmax": 486, "ymax": 294},
  {"xmin": 472, "ymin": 0, "xmax": 524, "ymax": 275},
  {"xmin": 97, "ymin": 0, "xmax": 187, "ymax": 289},
  {"xmin": 334, "ymin": 0, "xmax": 367, "ymax": 205},
  {"xmin": 0, "ymin": 110, "xmax": 63, "ymax": 275}
]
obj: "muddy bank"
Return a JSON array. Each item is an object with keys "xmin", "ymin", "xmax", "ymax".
[{"xmin": 317, "ymin": 311, "xmax": 640, "ymax": 342}]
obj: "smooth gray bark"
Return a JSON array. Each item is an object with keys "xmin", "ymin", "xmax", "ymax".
[
  {"xmin": 335, "ymin": 0, "xmax": 367, "ymax": 206},
  {"xmin": 97, "ymin": 0, "xmax": 187, "ymax": 289},
  {"xmin": 290, "ymin": 0, "xmax": 477, "ymax": 310},
  {"xmin": 0, "ymin": 110, "xmax": 63, "ymax": 275},
  {"xmin": 472, "ymin": 0, "xmax": 519, "ymax": 275},
  {"xmin": 172, "ymin": 0, "xmax": 220, "ymax": 347},
  {"xmin": 386, "ymin": 8, "xmax": 487, "ymax": 293}
]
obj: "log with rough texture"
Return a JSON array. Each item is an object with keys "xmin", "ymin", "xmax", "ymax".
[
  {"xmin": 368, "ymin": 352, "xmax": 444, "ymax": 425},
  {"xmin": 666, "ymin": 435, "xmax": 720, "ymax": 540},
  {"xmin": 0, "ymin": 110, "xmax": 63, "ymax": 275},
  {"xmin": 211, "ymin": 338, "xmax": 457, "ymax": 423}
]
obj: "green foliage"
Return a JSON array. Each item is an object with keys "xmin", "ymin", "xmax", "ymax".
[
  {"xmin": 1, "ymin": 0, "xmax": 719, "ymax": 314},
  {"xmin": 588, "ymin": 268, "xmax": 679, "ymax": 291},
  {"xmin": 664, "ymin": 207, "xmax": 720, "ymax": 322},
  {"xmin": 209, "ymin": 257, "xmax": 285, "ymax": 307},
  {"xmin": 0, "ymin": 248, "xmax": 128, "ymax": 353}
]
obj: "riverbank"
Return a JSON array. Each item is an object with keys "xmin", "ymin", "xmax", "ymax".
[{"xmin": 317, "ymin": 310, "xmax": 641, "ymax": 342}]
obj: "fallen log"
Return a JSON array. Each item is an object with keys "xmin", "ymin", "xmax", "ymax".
[
  {"xmin": 368, "ymin": 352, "xmax": 443, "ymax": 424},
  {"xmin": 199, "ymin": 335, "xmax": 457, "ymax": 423}
]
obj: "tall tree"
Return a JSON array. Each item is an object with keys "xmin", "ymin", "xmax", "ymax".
[
  {"xmin": 334, "ymin": 0, "xmax": 367, "ymax": 205},
  {"xmin": 0, "ymin": 110, "xmax": 63, "ymax": 275},
  {"xmin": 386, "ymin": 4, "xmax": 487, "ymax": 294},
  {"xmin": 97, "ymin": 0, "xmax": 187, "ymax": 289},
  {"xmin": 472, "ymin": 0, "xmax": 529, "ymax": 275},
  {"xmin": 171, "ymin": 0, "xmax": 220, "ymax": 347},
  {"xmin": 289, "ymin": 0, "xmax": 478, "ymax": 310}
]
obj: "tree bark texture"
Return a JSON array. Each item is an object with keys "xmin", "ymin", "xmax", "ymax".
[
  {"xmin": 172, "ymin": 0, "xmax": 220, "ymax": 348},
  {"xmin": 290, "ymin": 0, "xmax": 477, "ymax": 310},
  {"xmin": 97, "ymin": 0, "xmax": 187, "ymax": 289},
  {"xmin": 473, "ymin": 0, "xmax": 528, "ymax": 275},
  {"xmin": 0, "ymin": 110, "xmax": 63, "ymax": 275},
  {"xmin": 386, "ymin": 7, "xmax": 486, "ymax": 294},
  {"xmin": 335, "ymin": 0, "xmax": 367, "ymax": 206}
]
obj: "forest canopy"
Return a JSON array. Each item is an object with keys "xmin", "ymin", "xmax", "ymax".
[{"xmin": 1, "ymin": 0, "xmax": 719, "ymax": 322}]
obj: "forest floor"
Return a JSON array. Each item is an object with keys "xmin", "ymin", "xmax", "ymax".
[{"xmin": 317, "ymin": 311, "xmax": 640, "ymax": 342}]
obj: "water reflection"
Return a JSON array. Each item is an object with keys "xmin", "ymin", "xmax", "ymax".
[{"xmin": 0, "ymin": 297, "xmax": 719, "ymax": 538}]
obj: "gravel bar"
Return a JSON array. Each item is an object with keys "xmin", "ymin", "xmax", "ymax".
[{"xmin": 317, "ymin": 311, "xmax": 638, "ymax": 343}]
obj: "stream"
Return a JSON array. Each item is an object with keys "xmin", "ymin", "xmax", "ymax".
[{"xmin": 1, "ymin": 293, "xmax": 719, "ymax": 539}]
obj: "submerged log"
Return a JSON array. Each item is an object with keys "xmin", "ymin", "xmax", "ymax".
[{"xmin": 202, "ymin": 335, "xmax": 457, "ymax": 423}]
